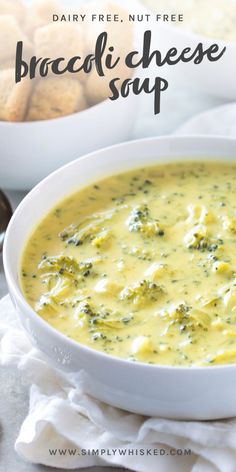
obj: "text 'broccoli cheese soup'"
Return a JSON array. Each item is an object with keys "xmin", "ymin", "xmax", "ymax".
[{"xmin": 20, "ymin": 162, "xmax": 236, "ymax": 366}]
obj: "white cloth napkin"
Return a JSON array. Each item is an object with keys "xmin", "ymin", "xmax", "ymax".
[
  {"xmin": 175, "ymin": 102, "xmax": 236, "ymax": 137},
  {"xmin": 2, "ymin": 295, "xmax": 236, "ymax": 471}
]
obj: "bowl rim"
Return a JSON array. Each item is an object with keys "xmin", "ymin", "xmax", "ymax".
[
  {"xmin": 4, "ymin": 134, "xmax": 236, "ymax": 373},
  {"xmin": 0, "ymin": 96, "xmax": 110, "ymax": 127}
]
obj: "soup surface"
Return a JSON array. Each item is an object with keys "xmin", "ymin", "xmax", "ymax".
[{"xmin": 21, "ymin": 161, "xmax": 236, "ymax": 366}]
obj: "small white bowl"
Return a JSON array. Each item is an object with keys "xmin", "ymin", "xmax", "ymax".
[
  {"xmin": 4, "ymin": 135, "xmax": 236, "ymax": 420},
  {"xmin": 0, "ymin": 94, "xmax": 137, "ymax": 190}
]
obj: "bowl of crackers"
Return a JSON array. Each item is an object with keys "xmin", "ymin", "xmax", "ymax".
[{"xmin": 0, "ymin": 0, "xmax": 137, "ymax": 190}]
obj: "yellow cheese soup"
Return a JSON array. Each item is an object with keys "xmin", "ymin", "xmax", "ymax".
[{"xmin": 20, "ymin": 161, "xmax": 236, "ymax": 366}]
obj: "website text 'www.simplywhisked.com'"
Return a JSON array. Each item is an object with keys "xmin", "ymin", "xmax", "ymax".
[{"xmin": 48, "ymin": 447, "xmax": 192, "ymax": 457}]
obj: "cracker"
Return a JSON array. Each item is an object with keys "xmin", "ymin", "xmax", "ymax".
[
  {"xmin": 0, "ymin": 0, "xmax": 25, "ymax": 22},
  {"xmin": 0, "ymin": 58, "xmax": 15, "ymax": 70},
  {"xmin": 0, "ymin": 14, "xmax": 33, "ymax": 63},
  {"xmin": 0, "ymin": 68, "xmax": 32, "ymax": 121},
  {"xmin": 34, "ymin": 22, "xmax": 84, "ymax": 62},
  {"xmin": 26, "ymin": 77, "xmax": 87, "ymax": 121},
  {"xmin": 81, "ymin": 2, "xmax": 133, "ymax": 55},
  {"xmin": 82, "ymin": 2, "xmax": 133, "ymax": 104},
  {"xmin": 24, "ymin": 0, "xmax": 63, "ymax": 38}
]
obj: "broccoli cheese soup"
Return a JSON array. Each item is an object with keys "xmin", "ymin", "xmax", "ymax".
[{"xmin": 20, "ymin": 161, "xmax": 236, "ymax": 366}]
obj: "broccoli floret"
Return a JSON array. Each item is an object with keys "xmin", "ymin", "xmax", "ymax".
[
  {"xmin": 76, "ymin": 302, "xmax": 132, "ymax": 331},
  {"xmin": 120, "ymin": 279, "xmax": 163, "ymax": 306},
  {"xmin": 188, "ymin": 237, "xmax": 223, "ymax": 252},
  {"xmin": 162, "ymin": 303, "xmax": 210, "ymax": 334},
  {"xmin": 38, "ymin": 256, "xmax": 92, "ymax": 278},
  {"xmin": 59, "ymin": 209, "xmax": 116, "ymax": 246},
  {"xmin": 126, "ymin": 205, "xmax": 164, "ymax": 237}
]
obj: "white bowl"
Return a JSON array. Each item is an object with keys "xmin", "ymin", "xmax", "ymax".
[
  {"xmin": 0, "ymin": 94, "xmax": 137, "ymax": 190},
  {"xmin": 3, "ymin": 135, "xmax": 236, "ymax": 420}
]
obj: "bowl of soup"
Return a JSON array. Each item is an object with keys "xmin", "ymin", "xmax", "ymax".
[{"xmin": 4, "ymin": 135, "xmax": 236, "ymax": 419}]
